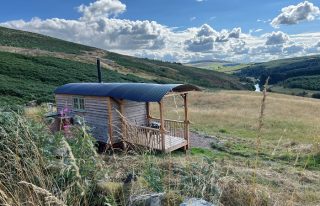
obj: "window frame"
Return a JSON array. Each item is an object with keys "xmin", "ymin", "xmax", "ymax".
[{"xmin": 73, "ymin": 97, "xmax": 85, "ymax": 111}]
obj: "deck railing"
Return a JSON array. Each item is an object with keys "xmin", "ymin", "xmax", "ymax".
[
  {"xmin": 123, "ymin": 123, "xmax": 163, "ymax": 150},
  {"xmin": 149, "ymin": 117, "xmax": 186, "ymax": 140},
  {"xmin": 120, "ymin": 116, "xmax": 189, "ymax": 152}
]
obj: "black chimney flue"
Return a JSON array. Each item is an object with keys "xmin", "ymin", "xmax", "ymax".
[{"xmin": 97, "ymin": 58, "xmax": 102, "ymax": 83}]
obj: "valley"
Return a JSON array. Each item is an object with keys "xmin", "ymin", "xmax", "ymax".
[{"xmin": 1, "ymin": 26, "xmax": 320, "ymax": 206}]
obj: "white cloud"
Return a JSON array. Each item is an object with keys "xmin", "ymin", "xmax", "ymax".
[
  {"xmin": 78, "ymin": 0, "xmax": 126, "ymax": 20},
  {"xmin": 1, "ymin": 10, "xmax": 170, "ymax": 51},
  {"xmin": 0, "ymin": 0, "xmax": 319, "ymax": 63},
  {"xmin": 228, "ymin": 27, "xmax": 241, "ymax": 39},
  {"xmin": 184, "ymin": 24, "xmax": 242, "ymax": 52},
  {"xmin": 271, "ymin": 1, "xmax": 320, "ymax": 28},
  {"xmin": 197, "ymin": 24, "xmax": 218, "ymax": 37},
  {"xmin": 283, "ymin": 44, "xmax": 305, "ymax": 54},
  {"xmin": 265, "ymin": 31, "xmax": 289, "ymax": 45},
  {"xmin": 190, "ymin": 17, "xmax": 196, "ymax": 21},
  {"xmin": 184, "ymin": 25, "xmax": 216, "ymax": 52}
]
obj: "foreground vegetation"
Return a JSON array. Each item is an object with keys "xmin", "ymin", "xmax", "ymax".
[{"xmin": 1, "ymin": 89, "xmax": 320, "ymax": 205}]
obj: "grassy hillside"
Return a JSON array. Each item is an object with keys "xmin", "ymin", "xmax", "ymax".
[
  {"xmin": 238, "ymin": 55, "xmax": 320, "ymax": 96},
  {"xmin": 0, "ymin": 26, "xmax": 253, "ymax": 106},
  {"xmin": 0, "ymin": 26, "xmax": 96, "ymax": 54},
  {"xmin": 186, "ymin": 60, "xmax": 249, "ymax": 73},
  {"xmin": 0, "ymin": 51, "xmax": 147, "ymax": 106},
  {"xmin": 106, "ymin": 52, "xmax": 251, "ymax": 90}
]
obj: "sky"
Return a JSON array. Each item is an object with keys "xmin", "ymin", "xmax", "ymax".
[{"xmin": 1, "ymin": 0, "xmax": 320, "ymax": 62}]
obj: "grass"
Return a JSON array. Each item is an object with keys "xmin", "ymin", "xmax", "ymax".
[
  {"xmin": 269, "ymin": 85, "xmax": 318, "ymax": 97},
  {"xmin": 151, "ymin": 90, "xmax": 320, "ymax": 169},
  {"xmin": 166, "ymin": 91, "xmax": 320, "ymax": 142}
]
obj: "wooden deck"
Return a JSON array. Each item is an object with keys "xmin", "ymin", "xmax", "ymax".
[
  {"xmin": 122, "ymin": 115, "xmax": 189, "ymax": 153},
  {"xmin": 123, "ymin": 122, "xmax": 188, "ymax": 153},
  {"xmin": 163, "ymin": 135, "xmax": 187, "ymax": 152},
  {"xmin": 126, "ymin": 134, "xmax": 187, "ymax": 152}
]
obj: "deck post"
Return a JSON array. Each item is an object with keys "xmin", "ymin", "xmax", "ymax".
[
  {"xmin": 107, "ymin": 97, "xmax": 113, "ymax": 146},
  {"xmin": 119, "ymin": 99, "xmax": 127, "ymax": 150},
  {"xmin": 146, "ymin": 102, "xmax": 151, "ymax": 126},
  {"xmin": 159, "ymin": 100, "xmax": 165, "ymax": 152},
  {"xmin": 183, "ymin": 93, "xmax": 190, "ymax": 150}
]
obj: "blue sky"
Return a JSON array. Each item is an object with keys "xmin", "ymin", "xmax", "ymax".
[
  {"xmin": 1, "ymin": 0, "xmax": 320, "ymax": 62},
  {"xmin": 2, "ymin": 0, "xmax": 319, "ymax": 33}
]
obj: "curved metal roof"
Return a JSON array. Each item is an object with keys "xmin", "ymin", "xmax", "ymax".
[{"xmin": 54, "ymin": 83, "xmax": 201, "ymax": 102}]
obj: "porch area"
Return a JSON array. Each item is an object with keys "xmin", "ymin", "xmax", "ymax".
[
  {"xmin": 120, "ymin": 93, "xmax": 191, "ymax": 153},
  {"xmin": 124, "ymin": 118, "xmax": 188, "ymax": 153}
]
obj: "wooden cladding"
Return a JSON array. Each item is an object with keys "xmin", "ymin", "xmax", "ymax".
[{"xmin": 55, "ymin": 94, "xmax": 147, "ymax": 143}]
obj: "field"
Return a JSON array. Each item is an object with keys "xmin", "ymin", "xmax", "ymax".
[
  {"xmin": 268, "ymin": 85, "xmax": 318, "ymax": 97},
  {"xmin": 151, "ymin": 90, "xmax": 320, "ymax": 204},
  {"xmin": 152, "ymin": 90, "xmax": 320, "ymax": 163}
]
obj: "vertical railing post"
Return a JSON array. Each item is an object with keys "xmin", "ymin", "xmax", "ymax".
[
  {"xmin": 146, "ymin": 102, "xmax": 151, "ymax": 126},
  {"xmin": 119, "ymin": 99, "xmax": 127, "ymax": 150},
  {"xmin": 107, "ymin": 97, "xmax": 113, "ymax": 146},
  {"xmin": 159, "ymin": 100, "xmax": 165, "ymax": 152},
  {"xmin": 183, "ymin": 93, "xmax": 190, "ymax": 150}
]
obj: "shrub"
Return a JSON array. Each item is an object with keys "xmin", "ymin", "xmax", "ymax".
[{"xmin": 311, "ymin": 93, "xmax": 320, "ymax": 99}]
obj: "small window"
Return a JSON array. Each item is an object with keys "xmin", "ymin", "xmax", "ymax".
[{"xmin": 73, "ymin": 97, "xmax": 85, "ymax": 111}]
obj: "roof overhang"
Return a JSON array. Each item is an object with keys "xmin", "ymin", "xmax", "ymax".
[{"xmin": 54, "ymin": 83, "xmax": 201, "ymax": 102}]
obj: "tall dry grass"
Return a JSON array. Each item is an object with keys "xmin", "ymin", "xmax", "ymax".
[{"xmin": 0, "ymin": 109, "xmax": 104, "ymax": 206}]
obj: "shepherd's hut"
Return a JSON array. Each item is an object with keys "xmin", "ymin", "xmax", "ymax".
[{"xmin": 54, "ymin": 60, "xmax": 201, "ymax": 153}]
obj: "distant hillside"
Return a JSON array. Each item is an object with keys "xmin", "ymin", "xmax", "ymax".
[
  {"xmin": 238, "ymin": 55, "xmax": 320, "ymax": 96},
  {"xmin": 105, "ymin": 53, "xmax": 251, "ymax": 90},
  {"xmin": 0, "ymin": 26, "xmax": 252, "ymax": 106},
  {"xmin": 188, "ymin": 59, "xmax": 232, "ymax": 64},
  {"xmin": 186, "ymin": 59, "xmax": 248, "ymax": 73}
]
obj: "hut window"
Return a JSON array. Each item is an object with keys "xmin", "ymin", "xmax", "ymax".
[{"xmin": 73, "ymin": 97, "xmax": 85, "ymax": 110}]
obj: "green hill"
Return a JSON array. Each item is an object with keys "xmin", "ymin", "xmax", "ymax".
[
  {"xmin": 238, "ymin": 55, "xmax": 320, "ymax": 96},
  {"xmin": 186, "ymin": 60, "xmax": 249, "ymax": 73},
  {"xmin": 0, "ymin": 26, "xmax": 252, "ymax": 106},
  {"xmin": 0, "ymin": 26, "xmax": 96, "ymax": 54}
]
